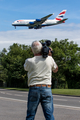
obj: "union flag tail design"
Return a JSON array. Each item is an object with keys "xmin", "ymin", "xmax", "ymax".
[{"xmin": 55, "ymin": 10, "xmax": 67, "ymax": 21}]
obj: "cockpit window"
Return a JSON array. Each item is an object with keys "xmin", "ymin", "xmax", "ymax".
[{"xmin": 17, "ymin": 20, "xmax": 23, "ymax": 22}]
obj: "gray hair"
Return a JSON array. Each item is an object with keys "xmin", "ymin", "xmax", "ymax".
[{"xmin": 31, "ymin": 41, "xmax": 42, "ymax": 54}]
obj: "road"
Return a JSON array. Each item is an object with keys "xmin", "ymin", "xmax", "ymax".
[{"xmin": 0, "ymin": 89, "xmax": 80, "ymax": 120}]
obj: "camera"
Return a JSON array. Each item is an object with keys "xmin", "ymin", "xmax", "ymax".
[{"xmin": 41, "ymin": 40, "xmax": 53, "ymax": 58}]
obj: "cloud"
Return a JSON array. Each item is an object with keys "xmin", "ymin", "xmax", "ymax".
[{"xmin": 0, "ymin": 24, "xmax": 80, "ymax": 51}]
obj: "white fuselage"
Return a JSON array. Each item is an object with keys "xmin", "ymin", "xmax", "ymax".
[{"xmin": 12, "ymin": 19, "xmax": 57, "ymax": 27}]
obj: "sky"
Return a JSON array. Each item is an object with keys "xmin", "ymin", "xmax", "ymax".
[{"xmin": 0, "ymin": 0, "xmax": 80, "ymax": 51}]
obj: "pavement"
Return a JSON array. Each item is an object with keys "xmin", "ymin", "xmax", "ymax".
[{"xmin": 0, "ymin": 89, "xmax": 80, "ymax": 120}]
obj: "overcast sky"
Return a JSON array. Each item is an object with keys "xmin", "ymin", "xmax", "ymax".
[{"xmin": 0, "ymin": 0, "xmax": 80, "ymax": 51}]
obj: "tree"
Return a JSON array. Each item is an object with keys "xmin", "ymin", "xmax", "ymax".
[
  {"xmin": 51, "ymin": 39, "xmax": 80, "ymax": 88},
  {"xmin": 1, "ymin": 39, "xmax": 80, "ymax": 89},
  {"xmin": 0, "ymin": 65, "xmax": 8, "ymax": 87},
  {"xmin": 1, "ymin": 43, "xmax": 33, "ymax": 88},
  {"xmin": 0, "ymin": 48, "xmax": 8, "ymax": 87}
]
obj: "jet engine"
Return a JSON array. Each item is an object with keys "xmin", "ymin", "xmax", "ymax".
[
  {"xmin": 29, "ymin": 22, "xmax": 34, "ymax": 25},
  {"xmin": 28, "ymin": 26, "xmax": 33, "ymax": 29},
  {"xmin": 34, "ymin": 25, "xmax": 42, "ymax": 29},
  {"xmin": 36, "ymin": 19, "xmax": 41, "ymax": 22}
]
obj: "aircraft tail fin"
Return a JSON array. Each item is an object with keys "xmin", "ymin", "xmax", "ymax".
[{"xmin": 55, "ymin": 10, "xmax": 67, "ymax": 21}]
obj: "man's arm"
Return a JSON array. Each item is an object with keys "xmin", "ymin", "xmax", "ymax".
[
  {"xmin": 53, "ymin": 65, "xmax": 58, "ymax": 73},
  {"xmin": 24, "ymin": 59, "xmax": 28, "ymax": 71},
  {"xmin": 48, "ymin": 48, "xmax": 58, "ymax": 73}
]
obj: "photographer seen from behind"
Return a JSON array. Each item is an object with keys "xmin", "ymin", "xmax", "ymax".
[{"xmin": 24, "ymin": 41, "xmax": 58, "ymax": 120}]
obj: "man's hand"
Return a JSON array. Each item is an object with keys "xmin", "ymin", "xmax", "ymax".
[{"xmin": 53, "ymin": 66, "xmax": 58, "ymax": 73}]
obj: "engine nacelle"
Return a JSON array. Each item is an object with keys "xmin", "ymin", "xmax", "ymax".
[
  {"xmin": 28, "ymin": 26, "xmax": 33, "ymax": 29},
  {"xmin": 34, "ymin": 25, "xmax": 42, "ymax": 29},
  {"xmin": 29, "ymin": 22, "xmax": 34, "ymax": 25},
  {"xmin": 36, "ymin": 19, "xmax": 41, "ymax": 22}
]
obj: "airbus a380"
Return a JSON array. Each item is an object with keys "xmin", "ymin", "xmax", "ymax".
[{"xmin": 12, "ymin": 10, "xmax": 68, "ymax": 29}]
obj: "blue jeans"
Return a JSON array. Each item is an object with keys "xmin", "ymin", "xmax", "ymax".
[{"xmin": 26, "ymin": 86, "xmax": 54, "ymax": 120}]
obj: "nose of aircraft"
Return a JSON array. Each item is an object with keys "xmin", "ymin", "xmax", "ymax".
[
  {"xmin": 12, "ymin": 21, "xmax": 16, "ymax": 25},
  {"xmin": 12, "ymin": 22, "xmax": 14, "ymax": 26},
  {"xmin": 12, "ymin": 21, "xmax": 16, "ymax": 29}
]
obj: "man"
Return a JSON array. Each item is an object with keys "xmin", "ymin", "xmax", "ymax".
[{"xmin": 24, "ymin": 41, "xmax": 58, "ymax": 120}]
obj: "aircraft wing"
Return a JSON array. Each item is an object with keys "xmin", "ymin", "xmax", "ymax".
[
  {"xmin": 57, "ymin": 18, "xmax": 68, "ymax": 24},
  {"xmin": 40, "ymin": 13, "xmax": 53, "ymax": 22},
  {"xmin": 27, "ymin": 13, "xmax": 53, "ymax": 28}
]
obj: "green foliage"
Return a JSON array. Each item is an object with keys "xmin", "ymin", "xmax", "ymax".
[
  {"xmin": 0, "ymin": 49, "xmax": 8, "ymax": 87},
  {"xmin": 0, "ymin": 43, "xmax": 33, "ymax": 88},
  {"xmin": 0, "ymin": 39, "xmax": 80, "ymax": 88},
  {"xmin": 0, "ymin": 65, "xmax": 8, "ymax": 82},
  {"xmin": 51, "ymin": 39, "xmax": 80, "ymax": 88}
]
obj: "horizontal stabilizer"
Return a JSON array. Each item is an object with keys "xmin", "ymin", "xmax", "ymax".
[{"xmin": 57, "ymin": 18, "xmax": 68, "ymax": 24}]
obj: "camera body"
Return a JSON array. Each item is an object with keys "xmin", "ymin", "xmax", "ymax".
[{"xmin": 41, "ymin": 40, "xmax": 51, "ymax": 58}]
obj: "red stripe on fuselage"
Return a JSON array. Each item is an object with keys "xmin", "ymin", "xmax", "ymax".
[{"xmin": 17, "ymin": 20, "xmax": 24, "ymax": 22}]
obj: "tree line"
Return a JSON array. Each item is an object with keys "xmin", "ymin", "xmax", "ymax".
[{"xmin": 0, "ymin": 39, "xmax": 80, "ymax": 88}]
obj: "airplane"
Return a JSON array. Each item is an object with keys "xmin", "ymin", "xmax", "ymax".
[{"xmin": 12, "ymin": 10, "xmax": 68, "ymax": 29}]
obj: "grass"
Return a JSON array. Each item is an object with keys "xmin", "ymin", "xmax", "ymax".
[
  {"xmin": 52, "ymin": 89, "xmax": 80, "ymax": 96},
  {"xmin": 0, "ymin": 87, "xmax": 80, "ymax": 96},
  {"xmin": 1, "ymin": 87, "xmax": 29, "ymax": 91}
]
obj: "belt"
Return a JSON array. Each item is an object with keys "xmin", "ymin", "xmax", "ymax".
[{"xmin": 30, "ymin": 84, "xmax": 51, "ymax": 88}]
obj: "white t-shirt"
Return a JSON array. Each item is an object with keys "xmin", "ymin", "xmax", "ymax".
[{"xmin": 24, "ymin": 56, "xmax": 57, "ymax": 86}]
